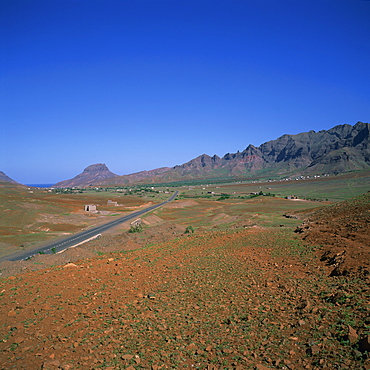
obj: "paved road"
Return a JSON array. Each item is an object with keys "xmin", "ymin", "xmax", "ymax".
[{"xmin": 0, "ymin": 191, "xmax": 178, "ymax": 262}]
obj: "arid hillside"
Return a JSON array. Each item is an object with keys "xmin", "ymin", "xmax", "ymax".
[
  {"xmin": 53, "ymin": 164, "xmax": 118, "ymax": 188},
  {"xmin": 296, "ymin": 191, "xmax": 370, "ymax": 277},
  {"xmin": 0, "ymin": 182, "xmax": 153, "ymax": 258},
  {"xmin": 0, "ymin": 192, "xmax": 369, "ymax": 369}
]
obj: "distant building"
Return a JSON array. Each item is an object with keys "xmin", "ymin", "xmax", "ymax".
[
  {"xmin": 84, "ymin": 204, "xmax": 96, "ymax": 212},
  {"xmin": 107, "ymin": 200, "xmax": 118, "ymax": 206},
  {"xmin": 130, "ymin": 218, "xmax": 142, "ymax": 227}
]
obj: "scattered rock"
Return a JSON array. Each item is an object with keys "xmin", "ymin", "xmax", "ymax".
[
  {"xmin": 60, "ymin": 365, "xmax": 72, "ymax": 370},
  {"xmin": 13, "ymin": 336, "xmax": 24, "ymax": 344},
  {"xmin": 0, "ymin": 204, "xmax": 368, "ymax": 370},
  {"xmin": 347, "ymin": 325, "xmax": 358, "ymax": 344},
  {"xmin": 121, "ymin": 354, "xmax": 134, "ymax": 360},
  {"xmin": 255, "ymin": 364, "xmax": 271, "ymax": 370},
  {"xmin": 363, "ymin": 358, "xmax": 370, "ymax": 370},
  {"xmin": 307, "ymin": 344, "xmax": 320, "ymax": 356},
  {"xmin": 41, "ymin": 360, "xmax": 61, "ymax": 369},
  {"xmin": 296, "ymin": 298, "xmax": 310, "ymax": 310},
  {"xmin": 283, "ymin": 214, "xmax": 298, "ymax": 219},
  {"xmin": 7, "ymin": 310, "xmax": 16, "ymax": 317},
  {"xmin": 327, "ymin": 291, "xmax": 346, "ymax": 304}
]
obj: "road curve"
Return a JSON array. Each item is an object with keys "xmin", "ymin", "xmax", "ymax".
[{"xmin": 0, "ymin": 191, "xmax": 178, "ymax": 262}]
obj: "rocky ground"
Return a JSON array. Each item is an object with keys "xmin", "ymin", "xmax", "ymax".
[
  {"xmin": 295, "ymin": 191, "xmax": 370, "ymax": 278},
  {"xmin": 0, "ymin": 194, "xmax": 369, "ymax": 369}
]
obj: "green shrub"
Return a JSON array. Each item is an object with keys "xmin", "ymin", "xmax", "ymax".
[
  {"xmin": 184, "ymin": 226, "xmax": 194, "ymax": 234},
  {"xmin": 129, "ymin": 224, "xmax": 143, "ymax": 233}
]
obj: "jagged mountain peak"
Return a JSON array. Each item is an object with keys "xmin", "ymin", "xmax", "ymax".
[{"xmin": 107, "ymin": 121, "xmax": 369, "ymax": 184}]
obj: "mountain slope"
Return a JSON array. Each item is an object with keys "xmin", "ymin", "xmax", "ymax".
[
  {"xmin": 97, "ymin": 167, "xmax": 171, "ymax": 186},
  {"xmin": 101, "ymin": 121, "xmax": 370, "ymax": 185},
  {"xmin": 297, "ymin": 191, "xmax": 370, "ymax": 277},
  {"xmin": 53, "ymin": 163, "xmax": 118, "ymax": 188},
  {"xmin": 0, "ymin": 171, "xmax": 18, "ymax": 184},
  {"xmin": 53, "ymin": 122, "xmax": 369, "ymax": 187}
]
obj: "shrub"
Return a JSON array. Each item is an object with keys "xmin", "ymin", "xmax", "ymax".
[
  {"xmin": 184, "ymin": 226, "xmax": 194, "ymax": 234},
  {"xmin": 129, "ymin": 224, "xmax": 143, "ymax": 233}
]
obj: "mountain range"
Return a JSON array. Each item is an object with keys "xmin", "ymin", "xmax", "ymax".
[
  {"xmin": 97, "ymin": 121, "xmax": 370, "ymax": 186},
  {"xmin": 1, "ymin": 122, "xmax": 369, "ymax": 188}
]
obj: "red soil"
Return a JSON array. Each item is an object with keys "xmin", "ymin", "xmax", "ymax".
[
  {"xmin": 296, "ymin": 191, "xmax": 370, "ymax": 277},
  {"xmin": 0, "ymin": 194, "xmax": 369, "ymax": 369}
]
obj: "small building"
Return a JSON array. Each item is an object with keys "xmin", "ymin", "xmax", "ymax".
[
  {"xmin": 84, "ymin": 204, "xmax": 96, "ymax": 212},
  {"xmin": 130, "ymin": 218, "xmax": 142, "ymax": 227},
  {"xmin": 107, "ymin": 200, "xmax": 118, "ymax": 206}
]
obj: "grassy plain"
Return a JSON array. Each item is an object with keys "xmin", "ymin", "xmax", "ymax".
[
  {"xmin": 178, "ymin": 169, "xmax": 370, "ymax": 202},
  {"xmin": 154, "ymin": 196, "xmax": 321, "ymax": 230},
  {"xmin": 0, "ymin": 183, "xmax": 157, "ymax": 257},
  {"xmin": 0, "ymin": 169, "xmax": 369, "ymax": 258}
]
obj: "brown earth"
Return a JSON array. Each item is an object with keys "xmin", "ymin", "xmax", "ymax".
[
  {"xmin": 295, "ymin": 191, "xmax": 370, "ymax": 278},
  {"xmin": 0, "ymin": 181, "xmax": 151, "ymax": 256},
  {"xmin": 0, "ymin": 195, "xmax": 370, "ymax": 369},
  {"xmin": 163, "ymin": 200, "xmax": 200, "ymax": 209}
]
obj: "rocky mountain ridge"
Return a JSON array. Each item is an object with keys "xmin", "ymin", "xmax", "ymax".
[
  {"xmin": 101, "ymin": 121, "xmax": 370, "ymax": 186},
  {"xmin": 52, "ymin": 121, "xmax": 369, "ymax": 187}
]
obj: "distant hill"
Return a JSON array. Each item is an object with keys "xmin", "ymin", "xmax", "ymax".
[
  {"xmin": 53, "ymin": 163, "xmax": 118, "ymax": 188},
  {"xmin": 101, "ymin": 121, "xmax": 370, "ymax": 185},
  {"xmin": 0, "ymin": 171, "xmax": 18, "ymax": 184},
  {"xmin": 97, "ymin": 167, "xmax": 172, "ymax": 186}
]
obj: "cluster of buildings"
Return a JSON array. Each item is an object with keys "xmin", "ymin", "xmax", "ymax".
[{"xmin": 84, "ymin": 200, "xmax": 120, "ymax": 213}]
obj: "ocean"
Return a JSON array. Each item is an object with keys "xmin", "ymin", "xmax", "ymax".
[{"xmin": 26, "ymin": 184, "xmax": 55, "ymax": 188}]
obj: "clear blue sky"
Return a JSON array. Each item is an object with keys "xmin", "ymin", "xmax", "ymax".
[{"xmin": 1, "ymin": 0, "xmax": 370, "ymax": 184}]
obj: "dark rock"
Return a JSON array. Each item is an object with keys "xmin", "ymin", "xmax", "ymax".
[
  {"xmin": 306, "ymin": 344, "xmax": 320, "ymax": 356},
  {"xmin": 359, "ymin": 335, "xmax": 370, "ymax": 353}
]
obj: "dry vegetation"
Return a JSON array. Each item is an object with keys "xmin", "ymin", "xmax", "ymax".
[
  {"xmin": 0, "ymin": 179, "xmax": 369, "ymax": 369},
  {"xmin": 0, "ymin": 183, "xmax": 150, "ymax": 258}
]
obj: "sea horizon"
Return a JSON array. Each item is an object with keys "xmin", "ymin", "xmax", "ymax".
[{"xmin": 26, "ymin": 184, "xmax": 55, "ymax": 188}]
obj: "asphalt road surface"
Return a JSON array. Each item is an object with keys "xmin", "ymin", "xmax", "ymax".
[{"xmin": 0, "ymin": 191, "xmax": 178, "ymax": 262}]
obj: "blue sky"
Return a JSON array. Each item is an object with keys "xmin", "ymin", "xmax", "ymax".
[{"xmin": 1, "ymin": 0, "xmax": 370, "ymax": 184}]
